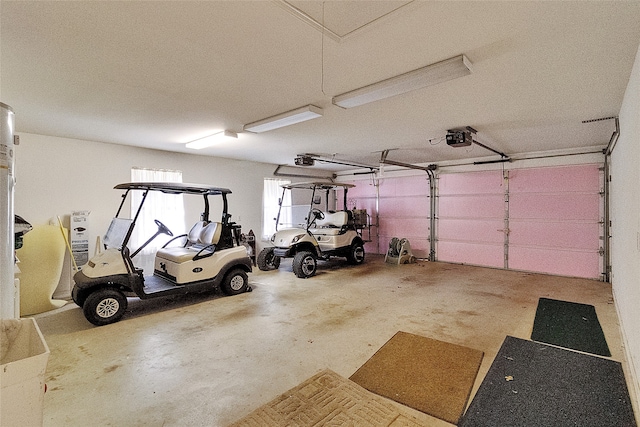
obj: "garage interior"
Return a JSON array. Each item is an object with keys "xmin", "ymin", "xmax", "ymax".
[
  {"xmin": 32, "ymin": 262, "xmax": 626, "ymax": 426},
  {"xmin": 2, "ymin": 1, "xmax": 640, "ymax": 426}
]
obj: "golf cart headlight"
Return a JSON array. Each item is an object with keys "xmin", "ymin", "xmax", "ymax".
[
  {"xmin": 292, "ymin": 234, "xmax": 305, "ymax": 243},
  {"xmin": 270, "ymin": 233, "xmax": 276, "ymax": 242}
]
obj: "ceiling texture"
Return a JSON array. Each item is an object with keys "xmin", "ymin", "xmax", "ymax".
[{"xmin": 2, "ymin": 1, "xmax": 640, "ymax": 172}]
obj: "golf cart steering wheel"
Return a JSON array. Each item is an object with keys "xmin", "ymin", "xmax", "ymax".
[
  {"xmin": 311, "ymin": 208, "xmax": 325, "ymax": 220},
  {"xmin": 308, "ymin": 208, "xmax": 325, "ymax": 227},
  {"xmin": 154, "ymin": 219, "xmax": 174, "ymax": 236}
]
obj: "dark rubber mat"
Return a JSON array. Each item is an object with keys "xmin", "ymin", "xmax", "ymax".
[
  {"xmin": 531, "ymin": 297, "xmax": 611, "ymax": 356},
  {"xmin": 460, "ymin": 336, "xmax": 636, "ymax": 427}
]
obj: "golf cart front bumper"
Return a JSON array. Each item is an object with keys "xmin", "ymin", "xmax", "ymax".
[
  {"xmin": 73, "ymin": 269, "xmax": 132, "ymax": 291},
  {"xmin": 273, "ymin": 247, "xmax": 293, "ymax": 257}
]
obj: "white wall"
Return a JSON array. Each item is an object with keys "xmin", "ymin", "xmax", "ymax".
[
  {"xmin": 14, "ymin": 132, "xmax": 277, "ymax": 294},
  {"xmin": 610, "ymin": 42, "xmax": 640, "ymax": 404}
]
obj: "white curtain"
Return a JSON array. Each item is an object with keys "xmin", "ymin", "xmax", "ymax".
[
  {"xmin": 262, "ymin": 178, "xmax": 291, "ymax": 240},
  {"xmin": 130, "ymin": 168, "xmax": 185, "ymax": 271}
]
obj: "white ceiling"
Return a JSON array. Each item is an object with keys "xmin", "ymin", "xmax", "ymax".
[{"xmin": 2, "ymin": 1, "xmax": 640, "ymax": 171}]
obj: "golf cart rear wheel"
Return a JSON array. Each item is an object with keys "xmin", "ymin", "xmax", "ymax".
[
  {"xmin": 293, "ymin": 251, "xmax": 317, "ymax": 278},
  {"xmin": 347, "ymin": 241, "xmax": 365, "ymax": 265},
  {"xmin": 257, "ymin": 247, "xmax": 281, "ymax": 271},
  {"xmin": 221, "ymin": 268, "xmax": 249, "ymax": 295},
  {"xmin": 83, "ymin": 288, "xmax": 127, "ymax": 326}
]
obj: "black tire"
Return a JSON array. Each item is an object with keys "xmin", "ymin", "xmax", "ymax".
[
  {"xmin": 347, "ymin": 241, "xmax": 365, "ymax": 265},
  {"xmin": 257, "ymin": 247, "xmax": 281, "ymax": 271},
  {"xmin": 221, "ymin": 268, "xmax": 249, "ymax": 295},
  {"xmin": 292, "ymin": 251, "xmax": 317, "ymax": 278},
  {"xmin": 82, "ymin": 288, "xmax": 128, "ymax": 326}
]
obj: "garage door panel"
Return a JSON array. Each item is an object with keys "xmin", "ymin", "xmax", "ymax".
[
  {"xmin": 344, "ymin": 184, "xmax": 373, "ymax": 198},
  {"xmin": 509, "ymin": 193, "xmax": 600, "ymax": 221},
  {"xmin": 509, "ymin": 221, "xmax": 600, "ymax": 250},
  {"xmin": 379, "ymin": 176, "xmax": 430, "ymax": 197},
  {"xmin": 438, "ymin": 218, "xmax": 504, "ymax": 243},
  {"xmin": 364, "ymin": 238, "xmax": 379, "ymax": 256},
  {"xmin": 509, "ymin": 246, "xmax": 600, "ymax": 278},
  {"xmin": 509, "ymin": 164, "xmax": 601, "ymax": 193},
  {"xmin": 439, "ymin": 170, "xmax": 504, "ymax": 195},
  {"xmin": 437, "ymin": 241, "xmax": 503, "ymax": 268},
  {"xmin": 439, "ymin": 195, "xmax": 504, "ymax": 218},
  {"xmin": 379, "ymin": 217, "xmax": 428, "ymax": 238},
  {"xmin": 379, "ymin": 196, "xmax": 430, "ymax": 217},
  {"xmin": 394, "ymin": 178, "xmax": 430, "ymax": 197}
]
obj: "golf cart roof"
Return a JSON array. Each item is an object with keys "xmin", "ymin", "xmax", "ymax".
[
  {"xmin": 281, "ymin": 181, "xmax": 355, "ymax": 190},
  {"xmin": 114, "ymin": 182, "xmax": 232, "ymax": 195}
]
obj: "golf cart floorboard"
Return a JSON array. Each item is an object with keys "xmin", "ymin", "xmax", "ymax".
[{"xmin": 144, "ymin": 276, "xmax": 192, "ymax": 295}]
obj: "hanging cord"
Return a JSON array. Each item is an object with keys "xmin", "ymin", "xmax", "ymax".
[
  {"xmin": 429, "ymin": 136, "xmax": 445, "ymax": 146},
  {"xmin": 321, "ymin": 2, "xmax": 326, "ymax": 95}
]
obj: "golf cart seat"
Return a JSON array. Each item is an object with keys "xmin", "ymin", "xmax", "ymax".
[
  {"xmin": 160, "ymin": 220, "xmax": 207, "ymax": 249},
  {"xmin": 310, "ymin": 211, "xmax": 349, "ymax": 236},
  {"xmin": 187, "ymin": 220, "xmax": 207, "ymax": 245},
  {"xmin": 156, "ymin": 222, "xmax": 222, "ymax": 263}
]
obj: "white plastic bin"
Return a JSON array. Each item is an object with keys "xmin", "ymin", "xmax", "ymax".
[{"xmin": 1, "ymin": 318, "xmax": 50, "ymax": 426}]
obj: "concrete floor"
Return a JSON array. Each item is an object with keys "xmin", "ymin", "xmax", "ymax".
[{"xmin": 33, "ymin": 255, "xmax": 636, "ymax": 426}]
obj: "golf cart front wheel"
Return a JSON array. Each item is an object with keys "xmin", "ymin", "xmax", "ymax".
[
  {"xmin": 257, "ymin": 247, "xmax": 281, "ymax": 271},
  {"xmin": 347, "ymin": 241, "xmax": 366, "ymax": 265},
  {"xmin": 293, "ymin": 251, "xmax": 317, "ymax": 278},
  {"xmin": 83, "ymin": 288, "xmax": 128, "ymax": 326},
  {"xmin": 222, "ymin": 269, "xmax": 249, "ymax": 295}
]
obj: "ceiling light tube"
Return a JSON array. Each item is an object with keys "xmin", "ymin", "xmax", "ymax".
[
  {"xmin": 243, "ymin": 105, "xmax": 323, "ymax": 133},
  {"xmin": 332, "ymin": 54, "xmax": 472, "ymax": 109},
  {"xmin": 185, "ymin": 130, "xmax": 238, "ymax": 149}
]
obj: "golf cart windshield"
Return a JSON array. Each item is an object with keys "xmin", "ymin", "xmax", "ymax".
[{"xmin": 103, "ymin": 218, "xmax": 133, "ymax": 249}]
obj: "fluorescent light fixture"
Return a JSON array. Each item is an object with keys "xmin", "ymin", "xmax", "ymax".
[
  {"xmin": 332, "ymin": 54, "xmax": 472, "ymax": 109},
  {"xmin": 185, "ymin": 130, "xmax": 238, "ymax": 149},
  {"xmin": 243, "ymin": 105, "xmax": 323, "ymax": 133}
]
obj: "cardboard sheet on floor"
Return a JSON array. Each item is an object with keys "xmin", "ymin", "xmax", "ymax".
[
  {"xmin": 227, "ymin": 369, "xmax": 430, "ymax": 427},
  {"xmin": 459, "ymin": 336, "xmax": 636, "ymax": 427},
  {"xmin": 349, "ymin": 331, "xmax": 484, "ymax": 425},
  {"xmin": 531, "ymin": 297, "xmax": 611, "ymax": 356}
]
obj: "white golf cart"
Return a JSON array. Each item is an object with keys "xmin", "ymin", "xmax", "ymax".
[
  {"xmin": 258, "ymin": 181, "xmax": 365, "ymax": 278},
  {"xmin": 72, "ymin": 182, "xmax": 253, "ymax": 326}
]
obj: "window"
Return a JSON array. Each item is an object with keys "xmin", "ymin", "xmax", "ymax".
[
  {"xmin": 262, "ymin": 178, "xmax": 291, "ymax": 240},
  {"xmin": 130, "ymin": 167, "xmax": 185, "ymax": 271}
]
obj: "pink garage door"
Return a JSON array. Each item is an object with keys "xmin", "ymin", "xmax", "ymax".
[
  {"xmin": 437, "ymin": 170, "xmax": 506, "ymax": 268},
  {"xmin": 508, "ymin": 164, "xmax": 603, "ymax": 279},
  {"xmin": 343, "ymin": 164, "xmax": 603, "ymax": 279},
  {"xmin": 436, "ymin": 164, "xmax": 603, "ymax": 279}
]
